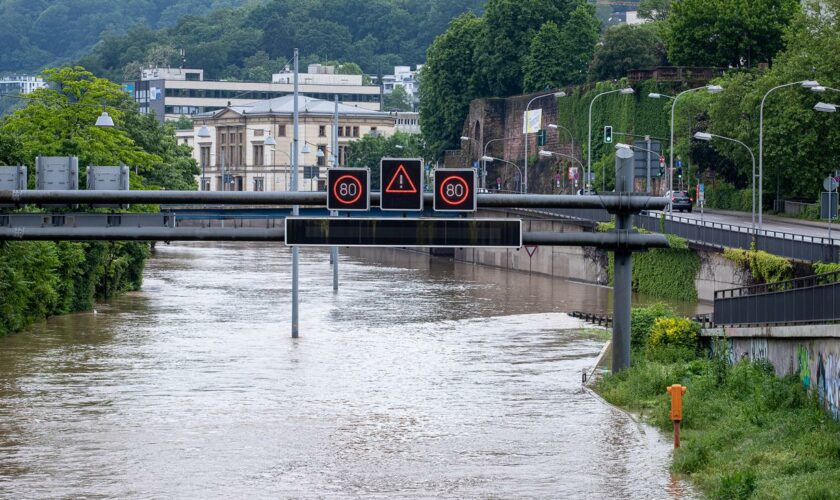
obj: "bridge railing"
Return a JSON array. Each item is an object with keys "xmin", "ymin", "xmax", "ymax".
[
  {"xmin": 633, "ymin": 212, "xmax": 840, "ymax": 263},
  {"xmin": 714, "ymin": 270, "xmax": 840, "ymax": 326}
]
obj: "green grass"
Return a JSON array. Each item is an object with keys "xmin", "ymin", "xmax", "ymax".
[{"xmin": 596, "ymin": 350, "xmax": 840, "ymax": 499}]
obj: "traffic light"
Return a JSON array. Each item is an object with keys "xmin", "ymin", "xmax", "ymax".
[
  {"xmin": 677, "ymin": 166, "xmax": 683, "ymax": 179},
  {"xmin": 604, "ymin": 126, "xmax": 612, "ymax": 144},
  {"xmin": 537, "ymin": 128, "xmax": 547, "ymax": 146}
]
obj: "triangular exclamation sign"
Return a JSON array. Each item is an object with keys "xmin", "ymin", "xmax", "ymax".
[{"xmin": 385, "ymin": 164, "xmax": 418, "ymax": 193}]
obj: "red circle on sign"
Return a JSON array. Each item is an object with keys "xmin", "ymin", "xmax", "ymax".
[
  {"xmin": 333, "ymin": 174, "xmax": 363, "ymax": 204},
  {"xmin": 439, "ymin": 176, "xmax": 470, "ymax": 205}
]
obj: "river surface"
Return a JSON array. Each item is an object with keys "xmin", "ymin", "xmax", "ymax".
[{"xmin": 0, "ymin": 243, "xmax": 696, "ymax": 498}]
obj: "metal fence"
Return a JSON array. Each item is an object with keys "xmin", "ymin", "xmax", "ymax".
[
  {"xmin": 633, "ymin": 213, "xmax": 840, "ymax": 263},
  {"xmin": 518, "ymin": 207, "xmax": 612, "ymax": 223},
  {"xmin": 714, "ymin": 270, "xmax": 840, "ymax": 326}
]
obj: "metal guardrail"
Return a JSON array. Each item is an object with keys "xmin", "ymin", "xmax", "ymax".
[
  {"xmin": 633, "ymin": 212, "xmax": 840, "ymax": 263},
  {"xmin": 714, "ymin": 271, "xmax": 840, "ymax": 326},
  {"xmin": 515, "ymin": 207, "xmax": 612, "ymax": 223}
]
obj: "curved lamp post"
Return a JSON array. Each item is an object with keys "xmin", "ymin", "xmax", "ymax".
[
  {"xmin": 694, "ymin": 131, "xmax": 757, "ymax": 234},
  {"xmin": 482, "ymin": 155, "xmax": 523, "ymax": 193},
  {"xmin": 524, "ymin": 91, "xmax": 566, "ymax": 193}
]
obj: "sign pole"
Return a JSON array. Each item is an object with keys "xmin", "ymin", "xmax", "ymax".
[
  {"xmin": 332, "ymin": 95, "xmax": 339, "ymax": 292},
  {"xmin": 613, "ymin": 147, "xmax": 635, "ymax": 372},
  {"xmin": 291, "ymin": 48, "xmax": 300, "ymax": 338}
]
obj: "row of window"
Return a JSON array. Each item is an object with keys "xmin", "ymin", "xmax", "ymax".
[{"xmin": 163, "ymin": 88, "xmax": 380, "ymax": 103}]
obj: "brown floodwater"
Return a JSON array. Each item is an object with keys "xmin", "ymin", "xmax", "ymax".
[{"xmin": 0, "ymin": 243, "xmax": 698, "ymax": 498}]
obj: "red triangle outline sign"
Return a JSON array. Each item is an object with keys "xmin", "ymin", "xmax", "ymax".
[{"xmin": 385, "ymin": 164, "xmax": 418, "ymax": 194}]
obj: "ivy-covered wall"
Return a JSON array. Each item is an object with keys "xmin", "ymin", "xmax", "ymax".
[{"xmin": 0, "ymin": 241, "xmax": 149, "ymax": 336}]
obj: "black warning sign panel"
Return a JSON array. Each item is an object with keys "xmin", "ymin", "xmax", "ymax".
[
  {"xmin": 380, "ymin": 158, "xmax": 423, "ymax": 211},
  {"xmin": 434, "ymin": 168, "xmax": 476, "ymax": 212},
  {"xmin": 327, "ymin": 168, "xmax": 370, "ymax": 211}
]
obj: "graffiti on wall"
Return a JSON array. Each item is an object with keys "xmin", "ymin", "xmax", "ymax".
[
  {"xmin": 817, "ymin": 352, "xmax": 839, "ymax": 420},
  {"xmin": 796, "ymin": 345, "xmax": 839, "ymax": 420}
]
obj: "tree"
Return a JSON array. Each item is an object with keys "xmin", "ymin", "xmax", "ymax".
[
  {"xmin": 664, "ymin": 0, "xmax": 800, "ymax": 68},
  {"xmin": 638, "ymin": 0, "xmax": 670, "ymax": 21},
  {"xmin": 419, "ymin": 12, "xmax": 484, "ymax": 158},
  {"xmin": 590, "ymin": 23, "xmax": 667, "ymax": 81},
  {"xmin": 345, "ymin": 132, "xmax": 430, "ymax": 189},
  {"xmin": 472, "ymin": 0, "xmax": 585, "ymax": 97},
  {"xmin": 557, "ymin": 4, "xmax": 600, "ymax": 85},
  {"xmin": 0, "ymin": 67, "xmax": 197, "ymax": 191},
  {"xmin": 523, "ymin": 22, "xmax": 566, "ymax": 92},
  {"xmin": 383, "ymin": 86, "xmax": 413, "ymax": 112}
]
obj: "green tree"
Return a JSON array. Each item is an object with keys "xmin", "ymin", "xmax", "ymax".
[
  {"xmin": 0, "ymin": 66, "xmax": 197, "ymax": 191},
  {"xmin": 590, "ymin": 23, "xmax": 667, "ymax": 81},
  {"xmin": 638, "ymin": 0, "xmax": 670, "ymax": 21},
  {"xmin": 523, "ymin": 22, "xmax": 566, "ymax": 92},
  {"xmin": 419, "ymin": 12, "xmax": 484, "ymax": 158},
  {"xmin": 383, "ymin": 86, "xmax": 413, "ymax": 112},
  {"xmin": 345, "ymin": 131, "xmax": 430, "ymax": 189},
  {"xmin": 472, "ymin": 0, "xmax": 585, "ymax": 97},
  {"xmin": 664, "ymin": 0, "xmax": 800, "ymax": 67},
  {"xmin": 557, "ymin": 4, "xmax": 600, "ymax": 85}
]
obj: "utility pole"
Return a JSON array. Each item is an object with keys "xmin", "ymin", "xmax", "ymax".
[
  {"xmin": 645, "ymin": 135, "xmax": 652, "ymax": 193},
  {"xmin": 613, "ymin": 146, "xmax": 635, "ymax": 372},
  {"xmin": 331, "ymin": 94, "xmax": 339, "ymax": 291},
  {"xmin": 291, "ymin": 48, "xmax": 300, "ymax": 338}
]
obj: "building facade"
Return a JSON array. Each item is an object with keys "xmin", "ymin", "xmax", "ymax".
[
  {"xmin": 191, "ymin": 95, "xmax": 395, "ymax": 192},
  {"xmin": 129, "ymin": 66, "xmax": 381, "ymax": 123},
  {"xmin": 393, "ymin": 112, "xmax": 420, "ymax": 134},
  {"xmin": 0, "ymin": 75, "xmax": 47, "ymax": 95}
]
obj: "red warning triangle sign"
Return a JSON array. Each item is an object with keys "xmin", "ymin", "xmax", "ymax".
[{"xmin": 385, "ymin": 164, "xmax": 418, "ymax": 194}]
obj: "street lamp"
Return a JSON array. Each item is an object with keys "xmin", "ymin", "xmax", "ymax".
[
  {"xmin": 95, "ymin": 111, "xmax": 115, "ymax": 128},
  {"xmin": 481, "ymin": 136, "xmax": 519, "ymax": 191},
  {"xmin": 693, "ymin": 131, "xmax": 757, "ymax": 234},
  {"xmin": 482, "ymin": 155, "xmax": 523, "ymax": 193},
  {"xmin": 524, "ymin": 91, "xmax": 566, "ymax": 193},
  {"xmin": 587, "ymin": 87, "xmax": 633, "ymax": 193},
  {"xmin": 649, "ymin": 84, "xmax": 723, "ymax": 211},
  {"xmin": 196, "ymin": 126, "xmax": 212, "ymax": 191},
  {"xmin": 460, "ymin": 135, "xmax": 480, "ymax": 169},
  {"xmin": 759, "ymin": 80, "xmax": 822, "ymax": 227},
  {"xmin": 814, "ymin": 102, "xmax": 837, "ymax": 113}
]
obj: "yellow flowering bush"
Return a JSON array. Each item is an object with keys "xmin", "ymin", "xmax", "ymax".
[{"xmin": 645, "ymin": 317, "xmax": 700, "ymax": 361}]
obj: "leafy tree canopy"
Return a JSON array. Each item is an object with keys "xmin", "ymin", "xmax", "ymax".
[
  {"xmin": 383, "ymin": 86, "xmax": 413, "ymax": 112},
  {"xmin": 0, "ymin": 67, "xmax": 198, "ymax": 190},
  {"xmin": 590, "ymin": 23, "xmax": 667, "ymax": 81},
  {"xmin": 664, "ymin": 0, "xmax": 800, "ymax": 68}
]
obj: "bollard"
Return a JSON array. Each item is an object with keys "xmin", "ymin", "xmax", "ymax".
[{"xmin": 666, "ymin": 384, "xmax": 687, "ymax": 448}]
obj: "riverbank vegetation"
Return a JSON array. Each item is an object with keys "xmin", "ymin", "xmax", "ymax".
[
  {"xmin": 596, "ymin": 305, "xmax": 840, "ymax": 498},
  {"xmin": 0, "ymin": 68, "xmax": 198, "ymax": 336}
]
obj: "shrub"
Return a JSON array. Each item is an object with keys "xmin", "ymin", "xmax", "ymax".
[
  {"xmin": 723, "ymin": 247, "xmax": 793, "ymax": 284},
  {"xmin": 631, "ymin": 303, "xmax": 674, "ymax": 350},
  {"xmin": 646, "ymin": 316, "xmax": 700, "ymax": 361},
  {"xmin": 705, "ymin": 182, "xmax": 753, "ymax": 212}
]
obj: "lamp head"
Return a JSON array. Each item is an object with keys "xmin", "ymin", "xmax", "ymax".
[
  {"xmin": 302, "ymin": 144, "xmax": 312, "ymax": 154},
  {"xmin": 315, "ymin": 148, "xmax": 325, "ymax": 158},
  {"xmin": 548, "ymin": 124, "xmax": 558, "ymax": 129},
  {"xmin": 615, "ymin": 143, "xmax": 632, "ymax": 150},
  {"xmin": 814, "ymin": 102, "xmax": 838, "ymax": 113},
  {"xmin": 538, "ymin": 150, "xmax": 553, "ymax": 158},
  {"xmin": 554, "ymin": 91, "xmax": 566, "ymax": 97},
  {"xmin": 264, "ymin": 134, "xmax": 276, "ymax": 146},
  {"xmin": 480, "ymin": 155, "xmax": 495, "ymax": 162},
  {"xmin": 706, "ymin": 85, "xmax": 723, "ymax": 93},
  {"xmin": 196, "ymin": 126, "xmax": 211, "ymax": 138},
  {"xmin": 619, "ymin": 87, "xmax": 634, "ymax": 95},
  {"xmin": 460, "ymin": 136, "xmax": 469, "ymax": 141},
  {"xmin": 694, "ymin": 132, "xmax": 713, "ymax": 141},
  {"xmin": 811, "ymin": 86, "xmax": 827, "ymax": 93},
  {"xmin": 801, "ymin": 80, "xmax": 821, "ymax": 88},
  {"xmin": 95, "ymin": 111, "xmax": 115, "ymax": 128}
]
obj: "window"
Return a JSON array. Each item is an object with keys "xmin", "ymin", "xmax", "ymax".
[
  {"xmin": 338, "ymin": 127, "xmax": 344, "ymax": 137},
  {"xmin": 254, "ymin": 177, "xmax": 265, "ymax": 191},
  {"xmin": 238, "ymin": 146, "xmax": 243, "ymax": 166},
  {"xmin": 319, "ymin": 125, "xmax": 326, "ymax": 137},
  {"xmin": 353, "ymin": 126, "xmax": 359, "ymax": 137},
  {"xmin": 200, "ymin": 146, "xmax": 210, "ymax": 167},
  {"xmin": 345, "ymin": 126, "xmax": 351, "ymax": 137},
  {"xmin": 277, "ymin": 125, "xmax": 286, "ymax": 137},
  {"xmin": 317, "ymin": 145, "xmax": 326, "ymax": 167},
  {"xmin": 253, "ymin": 145, "xmax": 264, "ymax": 166}
]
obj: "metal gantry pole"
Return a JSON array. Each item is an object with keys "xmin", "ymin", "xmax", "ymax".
[
  {"xmin": 612, "ymin": 146, "xmax": 635, "ymax": 372},
  {"xmin": 331, "ymin": 94, "xmax": 339, "ymax": 291},
  {"xmin": 291, "ymin": 48, "xmax": 300, "ymax": 338}
]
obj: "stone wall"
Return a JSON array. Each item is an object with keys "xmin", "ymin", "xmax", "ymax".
[{"xmin": 705, "ymin": 325, "xmax": 840, "ymax": 420}]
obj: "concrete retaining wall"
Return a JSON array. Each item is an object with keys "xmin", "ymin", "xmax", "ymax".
[{"xmin": 705, "ymin": 325, "xmax": 840, "ymax": 419}]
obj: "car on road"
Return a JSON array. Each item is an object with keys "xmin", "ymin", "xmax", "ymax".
[{"xmin": 669, "ymin": 191, "xmax": 694, "ymax": 212}]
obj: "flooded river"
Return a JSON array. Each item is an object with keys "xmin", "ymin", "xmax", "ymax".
[{"xmin": 0, "ymin": 243, "xmax": 695, "ymax": 498}]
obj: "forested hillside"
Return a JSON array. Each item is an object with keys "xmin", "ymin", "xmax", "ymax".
[
  {"xmin": 0, "ymin": 0, "xmax": 259, "ymax": 71},
  {"xmin": 73, "ymin": 0, "xmax": 485, "ymax": 82}
]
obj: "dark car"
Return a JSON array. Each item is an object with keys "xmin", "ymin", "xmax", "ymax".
[{"xmin": 670, "ymin": 191, "xmax": 694, "ymax": 212}]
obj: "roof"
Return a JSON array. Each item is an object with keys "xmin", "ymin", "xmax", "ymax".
[{"xmin": 196, "ymin": 94, "xmax": 387, "ymax": 119}]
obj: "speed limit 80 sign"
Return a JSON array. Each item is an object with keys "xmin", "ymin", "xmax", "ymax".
[
  {"xmin": 434, "ymin": 168, "xmax": 477, "ymax": 212},
  {"xmin": 327, "ymin": 168, "xmax": 370, "ymax": 211}
]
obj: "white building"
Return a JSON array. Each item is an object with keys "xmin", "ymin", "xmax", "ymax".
[
  {"xmin": 272, "ymin": 64, "xmax": 364, "ymax": 86},
  {"xmin": 129, "ymin": 66, "xmax": 381, "ymax": 123},
  {"xmin": 0, "ymin": 75, "xmax": 47, "ymax": 95},
  {"xmin": 191, "ymin": 94, "xmax": 395, "ymax": 192},
  {"xmin": 393, "ymin": 112, "xmax": 420, "ymax": 135},
  {"xmin": 379, "ymin": 65, "xmax": 422, "ymax": 108}
]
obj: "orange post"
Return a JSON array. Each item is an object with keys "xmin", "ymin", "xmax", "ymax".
[{"xmin": 666, "ymin": 384, "xmax": 687, "ymax": 448}]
